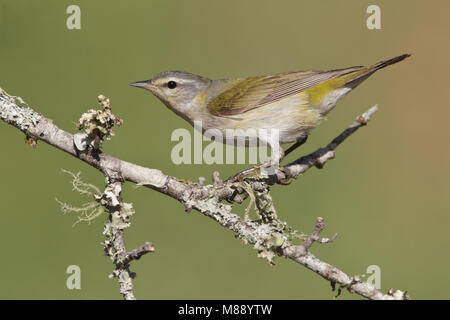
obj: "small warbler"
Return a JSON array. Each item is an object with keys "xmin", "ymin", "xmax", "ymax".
[{"xmin": 130, "ymin": 54, "xmax": 410, "ymax": 164}]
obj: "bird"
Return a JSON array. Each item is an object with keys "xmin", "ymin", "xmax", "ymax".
[{"xmin": 130, "ymin": 54, "xmax": 410, "ymax": 172}]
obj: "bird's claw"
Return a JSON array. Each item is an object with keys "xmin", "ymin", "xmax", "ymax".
[{"xmin": 277, "ymin": 167, "xmax": 293, "ymax": 185}]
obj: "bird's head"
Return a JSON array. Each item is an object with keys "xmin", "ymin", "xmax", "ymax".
[{"xmin": 130, "ymin": 71, "xmax": 211, "ymax": 119}]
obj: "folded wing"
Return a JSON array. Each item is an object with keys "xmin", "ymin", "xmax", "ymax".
[{"xmin": 207, "ymin": 66, "xmax": 363, "ymax": 116}]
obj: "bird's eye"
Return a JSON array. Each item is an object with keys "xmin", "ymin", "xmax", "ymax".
[{"xmin": 167, "ymin": 81, "xmax": 177, "ymax": 89}]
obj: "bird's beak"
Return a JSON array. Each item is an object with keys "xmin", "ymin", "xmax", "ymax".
[{"xmin": 129, "ymin": 80, "xmax": 152, "ymax": 90}]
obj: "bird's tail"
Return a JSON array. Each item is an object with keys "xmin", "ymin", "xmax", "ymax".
[{"xmin": 345, "ymin": 53, "xmax": 411, "ymax": 89}]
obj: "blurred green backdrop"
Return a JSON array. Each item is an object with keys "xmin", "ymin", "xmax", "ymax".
[{"xmin": 0, "ymin": 0, "xmax": 449, "ymax": 299}]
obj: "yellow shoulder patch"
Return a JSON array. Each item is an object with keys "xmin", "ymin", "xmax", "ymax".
[{"xmin": 305, "ymin": 77, "xmax": 347, "ymax": 106}]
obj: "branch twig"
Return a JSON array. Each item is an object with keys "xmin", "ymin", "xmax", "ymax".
[
  {"xmin": 123, "ymin": 242, "xmax": 156, "ymax": 265},
  {"xmin": 300, "ymin": 217, "xmax": 338, "ymax": 253}
]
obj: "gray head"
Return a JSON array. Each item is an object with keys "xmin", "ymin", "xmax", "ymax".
[{"xmin": 130, "ymin": 71, "xmax": 211, "ymax": 118}]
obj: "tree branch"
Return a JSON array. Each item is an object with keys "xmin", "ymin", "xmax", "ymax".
[
  {"xmin": 101, "ymin": 180, "xmax": 136, "ymax": 300},
  {"xmin": 0, "ymin": 89, "xmax": 408, "ymax": 300}
]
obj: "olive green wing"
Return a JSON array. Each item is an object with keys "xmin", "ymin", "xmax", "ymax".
[{"xmin": 207, "ymin": 67, "xmax": 363, "ymax": 116}]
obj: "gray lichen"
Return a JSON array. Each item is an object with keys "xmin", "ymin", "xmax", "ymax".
[
  {"xmin": 75, "ymin": 94, "xmax": 123, "ymax": 150},
  {"xmin": 56, "ymin": 169, "xmax": 106, "ymax": 226},
  {"xmin": 181, "ymin": 181, "xmax": 294, "ymax": 265},
  {"xmin": 0, "ymin": 89, "xmax": 44, "ymax": 132}
]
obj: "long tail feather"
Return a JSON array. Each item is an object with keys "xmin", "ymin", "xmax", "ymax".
[
  {"xmin": 346, "ymin": 53, "xmax": 411, "ymax": 89},
  {"xmin": 372, "ymin": 53, "xmax": 411, "ymax": 71}
]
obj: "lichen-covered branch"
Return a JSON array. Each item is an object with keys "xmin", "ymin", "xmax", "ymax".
[
  {"xmin": 100, "ymin": 179, "xmax": 154, "ymax": 300},
  {"xmin": 0, "ymin": 88, "xmax": 409, "ymax": 300},
  {"xmin": 101, "ymin": 180, "xmax": 136, "ymax": 300}
]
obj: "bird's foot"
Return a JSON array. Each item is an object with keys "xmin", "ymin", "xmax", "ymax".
[
  {"xmin": 226, "ymin": 161, "xmax": 280, "ymax": 183},
  {"xmin": 226, "ymin": 166, "xmax": 259, "ymax": 183},
  {"xmin": 277, "ymin": 166, "xmax": 293, "ymax": 185}
]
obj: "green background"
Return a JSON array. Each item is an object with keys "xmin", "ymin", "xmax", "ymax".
[{"xmin": 0, "ymin": 0, "xmax": 449, "ymax": 299}]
